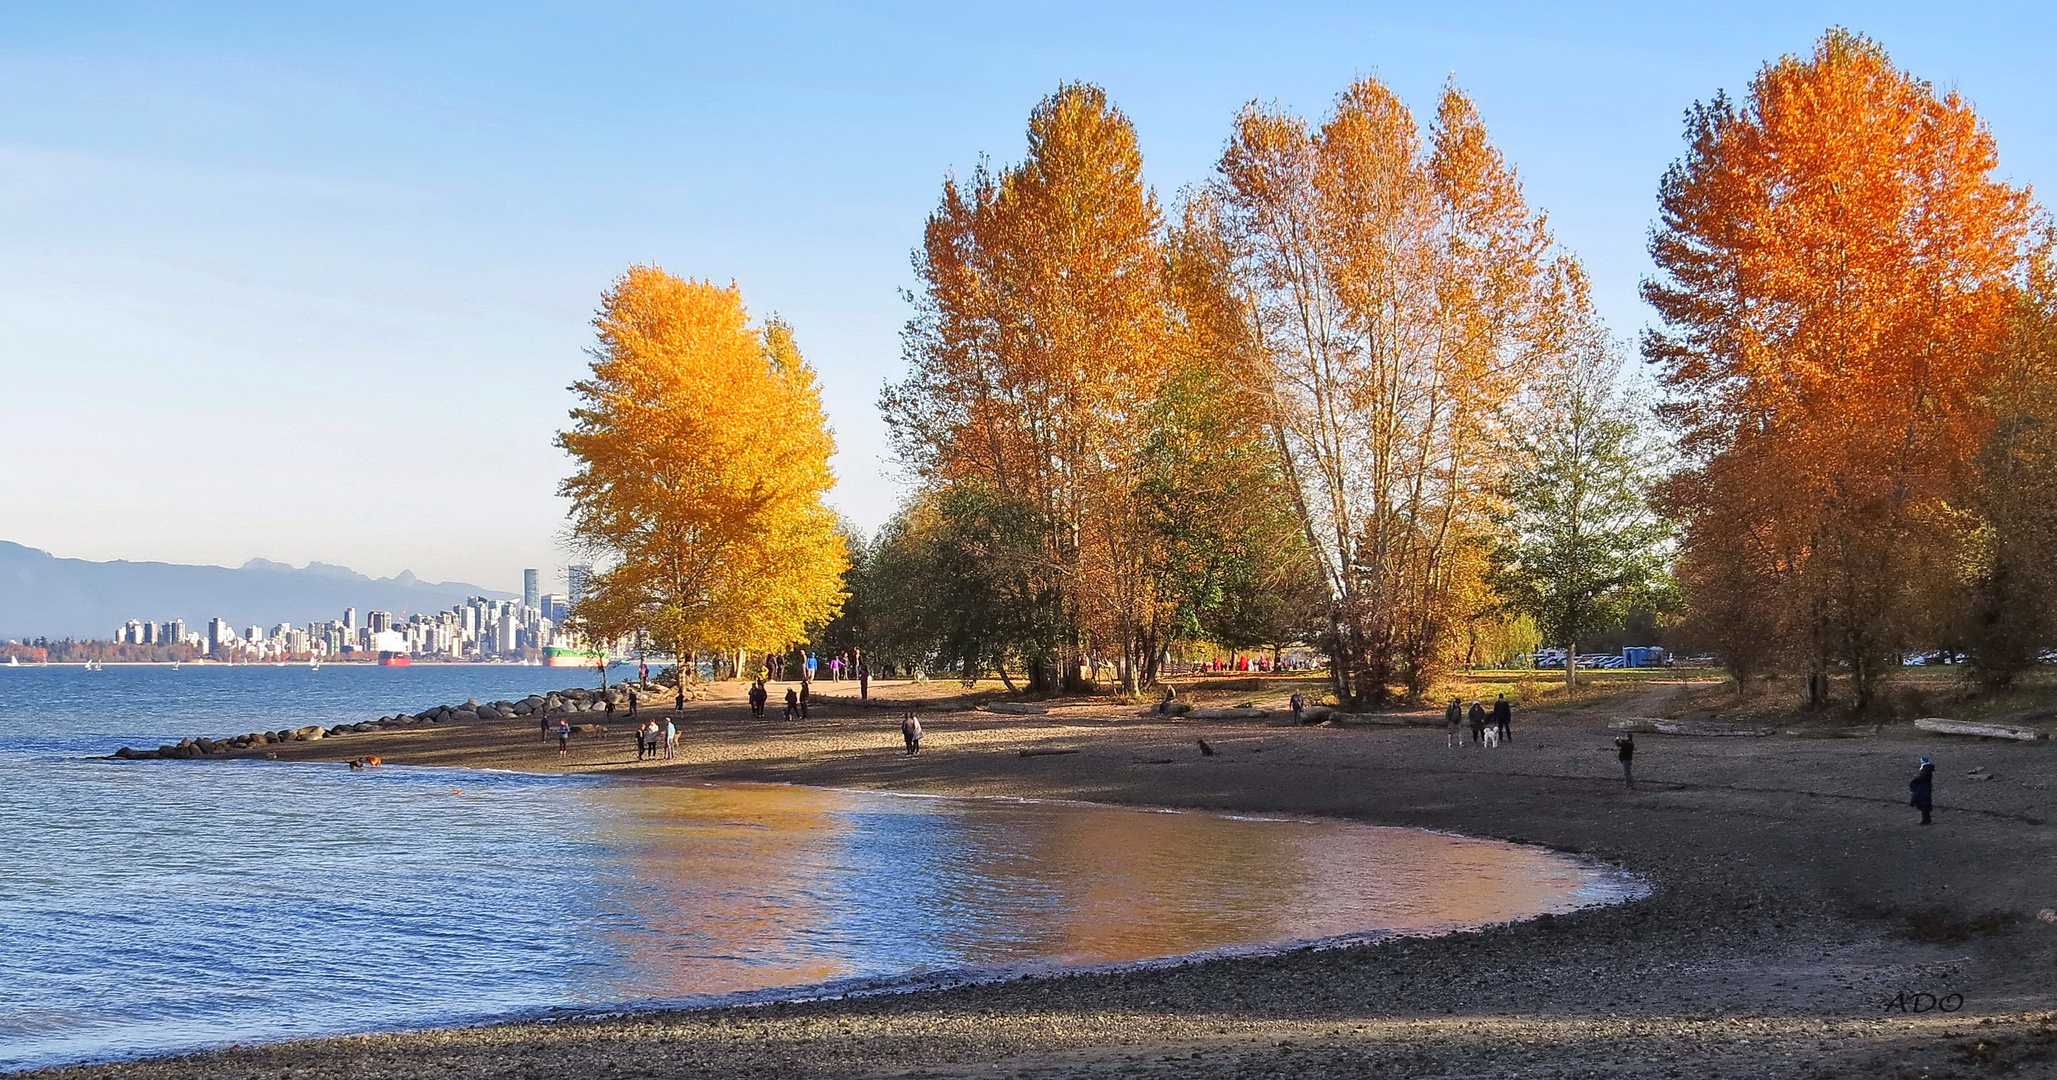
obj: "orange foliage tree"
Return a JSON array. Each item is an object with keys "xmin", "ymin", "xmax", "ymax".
[
  {"xmin": 558, "ymin": 268, "xmax": 847, "ymax": 666},
  {"xmin": 886, "ymin": 83, "xmax": 1284, "ymax": 693},
  {"xmin": 1645, "ymin": 31, "xmax": 2034, "ymax": 707}
]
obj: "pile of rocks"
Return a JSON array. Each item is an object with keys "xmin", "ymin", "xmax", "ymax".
[{"xmin": 110, "ymin": 680, "xmax": 703, "ymax": 760}]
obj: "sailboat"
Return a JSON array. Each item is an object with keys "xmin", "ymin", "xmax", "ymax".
[
  {"xmin": 309, "ymin": 656, "xmax": 321, "ymax": 671},
  {"xmin": 5, "ymin": 656, "xmax": 16, "ymax": 667}
]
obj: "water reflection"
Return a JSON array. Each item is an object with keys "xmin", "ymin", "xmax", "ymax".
[{"xmin": 575, "ymin": 782, "xmax": 1635, "ymax": 1001}]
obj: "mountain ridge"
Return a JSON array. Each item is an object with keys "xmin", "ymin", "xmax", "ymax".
[{"xmin": 0, "ymin": 542, "xmax": 517, "ymax": 640}]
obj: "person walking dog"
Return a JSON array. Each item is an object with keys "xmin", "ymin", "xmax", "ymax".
[
  {"xmin": 1445, "ymin": 698, "xmax": 1464, "ymax": 747},
  {"xmin": 1468, "ymin": 701, "xmax": 1488, "ymax": 746}
]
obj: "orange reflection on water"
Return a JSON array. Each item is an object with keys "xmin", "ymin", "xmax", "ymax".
[{"xmin": 562, "ymin": 783, "xmax": 1635, "ymax": 1004}]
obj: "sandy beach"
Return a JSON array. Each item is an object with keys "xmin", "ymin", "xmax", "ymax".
[{"xmin": 50, "ymin": 677, "xmax": 2057, "ymax": 1079}]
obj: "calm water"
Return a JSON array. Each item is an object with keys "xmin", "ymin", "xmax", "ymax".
[{"xmin": 0, "ymin": 665, "xmax": 1642, "ymax": 1071}]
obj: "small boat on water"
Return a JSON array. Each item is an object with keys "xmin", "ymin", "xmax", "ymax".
[
  {"xmin": 309, "ymin": 656, "xmax": 321, "ymax": 671},
  {"xmin": 5, "ymin": 656, "xmax": 16, "ymax": 667}
]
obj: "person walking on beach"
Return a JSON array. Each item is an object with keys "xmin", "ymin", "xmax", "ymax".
[
  {"xmin": 749, "ymin": 679, "xmax": 768, "ymax": 718},
  {"xmin": 784, "ymin": 687, "xmax": 799, "ymax": 721},
  {"xmin": 628, "ymin": 690, "xmax": 638, "ymax": 719},
  {"xmin": 540, "ymin": 714, "xmax": 551, "ymax": 743},
  {"xmin": 1910, "ymin": 757, "xmax": 1935, "ymax": 825},
  {"xmin": 1615, "ymin": 732, "xmax": 1636, "ymax": 789},
  {"xmin": 1493, "ymin": 693, "xmax": 1512, "ymax": 744},
  {"xmin": 634, "ymin": 720, "xmax": 648, "ymax": 761},
  {"xmin": 1446, "ymin": 698, "xmax": 1464, "ymax": 748},
  {"xmin": 1468, "ymin": 701, "xmax": 1488, "ymax": 746},
  {"xmin": 664, "ymin": 718, "xmax": 677, "ymax": 761},
  {"xmin": 901, "ymin": 712, "xmax": 924, "ymax": 755},
  {"xmin": 557, "ymin": 719, "xmax": 570, "ymax": 758}
]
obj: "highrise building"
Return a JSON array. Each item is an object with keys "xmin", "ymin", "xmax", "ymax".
[
  {"xmin": 523, "ymin": 569, "xmax": 540, "ymax": 609},
  {"xmin": 368, "ymin": 610, "xmax": 393, "ymax": 634},
  {"xmin": 343, "ymin": 607, "xmax": 357, "ymax": 630},
  {"xmin": 568, "ymin": 564, "xmax": 592, "ymax": 607}
]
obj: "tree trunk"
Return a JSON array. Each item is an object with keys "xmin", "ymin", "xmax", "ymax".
[
  {"xmin": 997, "ymin": 663, "xmax": 1019, "ymax": 693},
  {"xmin": 1565, "ymin": 642, "xmax": 1577, "ymax": 688}
]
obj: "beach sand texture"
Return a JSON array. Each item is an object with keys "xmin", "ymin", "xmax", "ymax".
[{"xmin": 50, "ymin": 679, "xmax": 2057, "ymax": 1079}]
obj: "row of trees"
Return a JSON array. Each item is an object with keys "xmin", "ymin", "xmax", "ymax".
[
  {"xmin": 866, "ymin": 79, "xmax": 1667, "ymax": 705},
  {"xmin": 556, "ymin": 30, "xmax": 2056, "ymax": 712}
]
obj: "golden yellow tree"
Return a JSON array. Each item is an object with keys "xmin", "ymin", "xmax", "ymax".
[
  {"xmin": 558, "ymin": 267, "xmax": 847, "ymax": 665},
  {"xmin": 1214, "ymin": 77, "xmax": 1578, "ymax": 705}
]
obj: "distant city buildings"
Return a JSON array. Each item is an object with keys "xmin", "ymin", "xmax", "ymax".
[{"xmin": 105, "ymin": 568, "xmax": 577, "ymax": 662}]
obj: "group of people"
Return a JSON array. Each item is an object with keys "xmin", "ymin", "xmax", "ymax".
[
  {"xmin": 1446, "ymin": 694, "xmax": 1514, "ymax": 748},
  {"xmin": 745, "ymin": 679, "xmax": 808, "ymax": 720},
  {"xmin": 634, "ymin": 718, "xmax": 677, "ymax": 761}
]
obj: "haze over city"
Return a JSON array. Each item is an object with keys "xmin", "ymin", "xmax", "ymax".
[{"xmin": 7, "ymin": 2, "xmax": 2056, "ymax": 587}]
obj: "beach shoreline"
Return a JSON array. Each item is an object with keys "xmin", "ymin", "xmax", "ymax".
[{"xmin": 44, "ymin": 679, "xmax": 2057, "ymax": 1078}]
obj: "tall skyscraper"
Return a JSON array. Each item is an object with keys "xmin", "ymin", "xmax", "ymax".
[
  {"xmin": 343, "ymin": 607, "xmax": 357, "ymax": 630},
  {"xmin": 568, "ymin": 564, "xmax": 592, "ymax": 606},
  {"xmin": 523, "ymin": 569, "xmax": 540, "ymax": 609}
]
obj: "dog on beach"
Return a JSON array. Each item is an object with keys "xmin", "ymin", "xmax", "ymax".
[
  {"xmin": 1482, "ymin": 726, "xmax": 1501, "ymax": 748},
  {"xmin": 347, "ymin": 756, "xmax": 384, "ymax": 770}
]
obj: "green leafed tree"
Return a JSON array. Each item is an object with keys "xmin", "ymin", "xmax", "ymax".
[{"xmin": 1490, "ymin": 332, "xmax": 1671, "ymax": 685}]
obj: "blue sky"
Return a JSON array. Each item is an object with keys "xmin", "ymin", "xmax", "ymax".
[{"xmin": 3, "ymin": 2, "xmax": 2052, "ymax": 591}]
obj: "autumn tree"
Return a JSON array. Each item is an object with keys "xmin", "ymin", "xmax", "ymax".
[
  {"xmin": 558, "ymin": 268, "xmax": 847, "ymax": 667},
  {"xmin": 1490, "ymin": 317, "xmax": 1670, "ymax": 686},
  {"xmin": 1645, "ymin": 30, "xmax": 2034, "ymax": 709},
  {"xmin": 1213, "ymin": 77, "xmax": 1581, "ymax": 706},
  {"xmin": 1961, "ymin": 247, "xmax": 2057, "ymax": 687},
  {"xmin": 884, "ymin": 83, "xmax": 1184, "ymax": 693}
]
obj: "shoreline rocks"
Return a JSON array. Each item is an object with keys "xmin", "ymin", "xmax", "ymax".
[{"xmin": 108, "ymin": 679, "xmax": 699, "ymax": 760}]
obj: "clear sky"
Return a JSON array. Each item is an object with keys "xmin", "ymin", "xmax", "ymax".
[{"xmin": 3, "ymin": 2, "xmax": 2052, "ymax": 592}]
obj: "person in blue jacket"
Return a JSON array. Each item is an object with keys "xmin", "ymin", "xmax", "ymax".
[{"xmin": 1910, "ymin": 757, "xmax": 1935, "ymax": 825}]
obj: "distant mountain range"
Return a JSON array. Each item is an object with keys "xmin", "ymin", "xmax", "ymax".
[{"xmin": 0, "ymin": 542, "xmax": 516, "ymax": 640}]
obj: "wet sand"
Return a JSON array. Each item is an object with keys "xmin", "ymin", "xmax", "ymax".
[{"xmin": 50, "ymin": 680, "xmax": 2057, "ymax": 1079}]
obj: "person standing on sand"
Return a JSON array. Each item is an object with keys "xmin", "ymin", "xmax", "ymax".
[
  {"xmin": 784, "ymin": 687, "xmax": 799, "ymax": 721},
  {"xmin": 664, "ymin": 718, "xmax": 677, "ymax": 761},
  {"xmin": 1289, "ymin": 691, "xmax": 1306, "ymax": 724},
  {"xmin": 557, "ymin": 719, "xmax": 570, "ymax": 758},
  {"xmin": 749, "ymin": 679, "xmax": 767, "ymax": 718},
  {"xmin": 1446, "ymin": 698, "xmax": 1464, "ymax": 747},
  {"xmin": 1468, "ymin": 701, "xmax": 1487, "ymax": 746},
  {"xmin": 540, "ymin": 714, "xmax": 551, "ymax": 743},
  {"xmin": 901, "ymin": 712, "xmax": 923, "ymax": 755},
  {"xmin": 1615, "ymin": 732, "xmax": 1635, "ymax": 789},
  {"xmin": 634, "ymin": 721, "xmax": 648, "ymax": 761},
  {"xmin": 628, "ymin": 690, "xmax": 638, "ymax": 719},
  {"xmin": 1493, "ymin": 694, "xmax": 1512, "ymax": 744},
  {"xmin": 1911, "ymin": 757, "xmax": 1935, "ymax": 825}
]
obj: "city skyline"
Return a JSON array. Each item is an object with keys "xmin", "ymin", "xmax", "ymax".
[{"xmin": 7, "ymin": 4, "xmax": 2056, "ymax": 586}]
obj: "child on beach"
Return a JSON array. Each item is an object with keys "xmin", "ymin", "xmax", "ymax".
[{"xmin": 557, "ymin": 719, "xmax": 570, "ymax": 758}]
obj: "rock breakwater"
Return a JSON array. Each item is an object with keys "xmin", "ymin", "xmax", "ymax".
[{"xmin": 109, "ymin": 679, "xmax": 701, "ymax": 760}]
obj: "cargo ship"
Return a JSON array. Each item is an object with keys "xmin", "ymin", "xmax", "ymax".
[
  {"xmin": 544, "ymin": 645, "xmax": 605, "ymax": 668},
  {"xmin": 376, "ymin": 651, "xmax": 412, "ymax": 667}
]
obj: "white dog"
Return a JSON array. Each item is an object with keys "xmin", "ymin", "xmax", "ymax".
[{"xmin": 1482, "ymin": 725, "xmax": 1501, "ymax": 748}]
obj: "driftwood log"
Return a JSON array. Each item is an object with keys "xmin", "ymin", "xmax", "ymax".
[
  {"xmin": 1608, "ymin": 717, "xmax": 1774, "ymax": 737},
  {"xmin": 1914, "ymin": 717, "xmax": 2047, "ymax": 742},
  {"xmin": 1017, "ymin": 748, "xmax": 1080, "ymax": 758}
]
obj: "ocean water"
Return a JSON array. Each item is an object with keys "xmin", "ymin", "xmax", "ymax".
[{"xmin": 0, "ymin": 664, "xmax": 1642, "ymax": 1071}]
